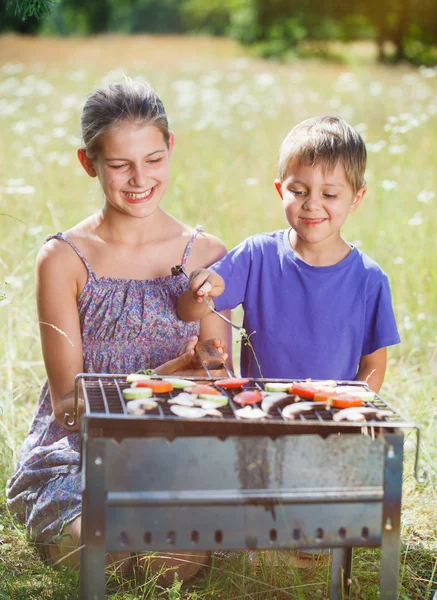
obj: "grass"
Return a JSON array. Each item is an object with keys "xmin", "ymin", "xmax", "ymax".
[{"xmin": 0, "ymin": 33, "xmax": 436, "ymax": 598}]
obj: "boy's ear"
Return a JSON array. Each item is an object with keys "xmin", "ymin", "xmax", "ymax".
[
  {"xmin": 77, "ymin": 149, "xmax": 97, "ymax": 178},
  {"xmin": 274, "ymin": 179, "xmax": 283, "ymax": 199},
  {"xmin": 349, "ymin": 186, "xmax": 366, "ymax": 213},
  {"xmin": 168, "ymin": 132, "xmax": 175, "ymax": 156}
]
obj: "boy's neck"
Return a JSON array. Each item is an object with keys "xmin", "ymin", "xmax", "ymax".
[{"xmin": 288, "ymin": 230, "xmax": 352, "ymax": 267}]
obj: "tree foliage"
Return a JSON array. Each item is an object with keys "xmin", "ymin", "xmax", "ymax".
[{"xmin": 2, "ymin": 0, "xmax": 436, "ymax": 65}]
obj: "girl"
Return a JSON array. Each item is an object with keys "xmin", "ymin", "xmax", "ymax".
[{"xmin": 6, "ymin": 78, "xmax": 231, "ymax": 582}]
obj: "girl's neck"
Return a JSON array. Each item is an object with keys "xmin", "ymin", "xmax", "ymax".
[
  {"xmin": 289, "ymin": 230, "xmax": 351, "ymax": 267},
  {"xmin": 94, "ymin": 206, "xmax": 177, "ymax": 246}
]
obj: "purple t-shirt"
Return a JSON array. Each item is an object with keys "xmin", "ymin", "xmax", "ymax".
[{"xmin": 212, "ymin": 230, "xmax": 400, "ymax": 379}]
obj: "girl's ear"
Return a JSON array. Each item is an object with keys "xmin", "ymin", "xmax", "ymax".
[
  {"xmin": 274, "ymin": 179, "xmax": 283, "ymax": 199},
  {"xmin": 77, "ymin": 149, "xmax": 97, "ymax": 178},
  {"xmin": 350, "ymin": 186, "xmax": 367, "ymax": 213}
]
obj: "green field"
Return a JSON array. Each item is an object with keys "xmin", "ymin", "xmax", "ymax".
[{"xmin": 0, "ymin": 34, "xmax": 436, "ymax": 599}]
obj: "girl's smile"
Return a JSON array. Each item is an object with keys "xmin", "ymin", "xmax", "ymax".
[{"xmin": 122, "ymin": 186, "xmax": 156, "ymax": 204}]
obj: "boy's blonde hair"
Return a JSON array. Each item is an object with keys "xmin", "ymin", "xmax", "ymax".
[{"xmin": 278, "ymin": 116, "xmax": 366, "ymax": 193}]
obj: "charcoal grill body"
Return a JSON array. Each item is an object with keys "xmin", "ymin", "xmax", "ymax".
[{"xmin": 77, "ymin": 376, "xmax": 405, "ymax": 600}]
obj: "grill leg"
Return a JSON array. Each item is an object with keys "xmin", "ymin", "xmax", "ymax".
[
  {"xmin": 330, "ymin": 547, "xmax": 352, "ymax": 599},
  {"xmin": 80, "ymin": 436, "xmax": 106, "ymax": 600},
  {"xmin": 380, "ymin": 433, "xmax": 403, "ymax": 600}
]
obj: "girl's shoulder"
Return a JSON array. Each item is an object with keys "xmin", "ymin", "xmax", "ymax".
[
  {"xmin": 37, "ymin": 218, "xmax": 95, "ymax": 275},
  {"xmin": 182, "ymin": 225, "xmax": 227, "ymax": 270}
]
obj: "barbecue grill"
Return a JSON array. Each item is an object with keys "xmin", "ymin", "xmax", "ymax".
[{"xmin": 69, "ymin": 372, "xmax": 424, "ymax": 600}]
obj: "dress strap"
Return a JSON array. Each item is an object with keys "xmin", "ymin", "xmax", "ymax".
[
  {"xmin": 181, "ymin": 225, "xmax": 204, "ymax": 265},
  {"xmin": 45, "ymin": 232, "xmax": 95, "ymax": 277}
]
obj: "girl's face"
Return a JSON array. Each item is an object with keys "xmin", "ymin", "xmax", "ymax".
[{"xmin": 80, "ymin": 122, "xmax": 174, "ymax": 219}]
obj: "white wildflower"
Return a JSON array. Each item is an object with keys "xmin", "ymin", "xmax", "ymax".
[
  {"xmin": 245, "ymin": 178, "xmax": 258, "ymax": 186},
  {"xmin": 417, "ymin": 190, "xmax": 434, "ymax": 204},
  {"xmin": 380, "ymin": 180, "xmax": 398, "ymax": 191},
  {"xmin": 408, "ymin": 212, "xmax": 423, "ymax": 227}
]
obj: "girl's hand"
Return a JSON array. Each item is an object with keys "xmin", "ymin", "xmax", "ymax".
[
  {"xmin": 154, "ymin": 337, "xmax": 228, "ymax": 376},
  {"xmin": 188, "ymin": 269, "xmax": 225, "ymax": 303}
]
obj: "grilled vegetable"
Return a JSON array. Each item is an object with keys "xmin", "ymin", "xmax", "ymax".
[
  {"xmin": 169, "ymin": 405, "xmax": 223, "ymax": 419},
  {"xmin": 163, "ymin": 377, "xmax": 196, "ymax": 389},
  {"xmin": 215, "ymin": 378, "xmax": 250, "ymax": 389},
  {"xmin": 333, "ymin": 407, "xmax": 393, "ymax": 422},
  {"xmin": 168, "ymin": 395, "xmax": 195, "ymax": 407},
  {"xmin": 326, "ymin": 394, "xmax": 363, "ymax": 409},
  {"xmin": 197, "ymin": 394, "xmax": 228, "ymax": 406},
  {"xmin": 264, "ymin": 382, "xmax": 292, "ymax": 393},
  {"xmin": 235, "ymin": 406, "xmax": 268, "ymax": 420},
  {"xmin": 189, "ymin": 384, "xmax": 222, "ymax": 395},
  {"xmin": 122, "ymin": 387, "xmax": 153, "ymax": 400},
  {"xmin": 333, "ymin": 386, "xmax": 375, "ymax": 401},
  {"xmin": 281, "ymin": 401, "xmax": 322, "ymax": 420},
  {"xmin": 233, "ymin": 390, "xmax": 262, "ymax": 405},
  {"xmin": 126, "ymin": 373, "xmax": 151, "ymax": 383},
  {"xmin": 261, "ymin": 393, "xmax": 296, "ymax": 414},
  {"xmin": 131, "ymin": 380, "xmax": 174, "ymax": 393},
  {"xmin": 126, "ymin": 399, "xmax": 158, "ymax": 414},
  {"xmin": 170, "ymin": 405, "xmax": 207, "ymax": 419}
]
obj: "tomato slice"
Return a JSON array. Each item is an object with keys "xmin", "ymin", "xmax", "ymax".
[
  {"xmin": 132, "ymin": 380, "xmax": 173, "ymax": 393},
  {"xmin": 215, "ymin": 378, "xmax": 250, "ymax": 389},
  {"xmin": 288, "ymin": 383, "xmax": 318, "ymax": 399},
  {"xmin": 189, "ymin": 384, "xmax": 222, "ymax": 396},
  {"xmin": 328, "ymin": 394, "xmax": 364, "ymax": 409},
  {"xmin": 233, "ymin": 390, "xmax": 262, "ymax": 405}
]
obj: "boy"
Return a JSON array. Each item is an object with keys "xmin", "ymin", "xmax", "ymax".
[{"xmin": 177, "ymin": 116, "xmax": 400, "ymax": 392}]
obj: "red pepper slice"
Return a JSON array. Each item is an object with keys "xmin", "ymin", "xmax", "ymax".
[
  {"xmin": 328, "ymin": 394, "xmax": 363, "ymax": 409},
  {"xmin": 132, "ymin": 380, "xmax": 173, "ymax": 393},
  {"xmin": 189, "ymin": 384, "xmax": 222, "ymax": 396},
  {"xmin": 215, "ymin": 378, "xmax": 250, "ymax": 389},
  {"xmin": 288, "ymin": 383, "xmax": 318, "ymax": 400},
  {"xmin": 233, "ymin": 390, "xmax": 262, "ymax": 405}
]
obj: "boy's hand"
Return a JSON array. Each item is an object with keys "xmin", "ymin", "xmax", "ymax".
[{"xmin": 188, "ymin": 269, "xmax": 225, "ymax": 303}]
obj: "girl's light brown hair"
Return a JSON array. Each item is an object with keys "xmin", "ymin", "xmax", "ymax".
[
  {"xmin": 278, "ymin": 116, "xmax": 367, "ymax": 193},
  {"xmin": 81, "ymin": 77, "xmax": 171, "ymax": 160}
]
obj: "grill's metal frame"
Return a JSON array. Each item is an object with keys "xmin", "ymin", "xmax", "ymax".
[{"xmin": 76, "ymin": 373, "xmax": 423, "ymax": 600}]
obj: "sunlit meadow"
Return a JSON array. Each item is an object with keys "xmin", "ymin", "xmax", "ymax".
[{"xmin": 0, "ymin": 35, "xmax": 436, "ymax": 599}]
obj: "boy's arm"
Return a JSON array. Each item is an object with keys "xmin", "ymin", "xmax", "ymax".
[
  {"xmin": 355, "ymin": 347, "xmax": 387, "ymax": 393},
  {"xmin": 177, "ymin": 268, "xmax": 225, "ymax": 322}
]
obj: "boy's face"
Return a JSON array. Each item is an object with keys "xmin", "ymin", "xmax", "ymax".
[{"xmin": 274, "ymin": 161, "xmax": 366, "ymax": 256}]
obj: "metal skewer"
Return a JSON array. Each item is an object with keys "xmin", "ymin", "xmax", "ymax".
[
  {"xmin": 172, "ymin": 264, "xmax": 235, "ymax": 378},
  {"xmin": 171, "ymin": 264, "xmax": 243, "ymax": 331}
]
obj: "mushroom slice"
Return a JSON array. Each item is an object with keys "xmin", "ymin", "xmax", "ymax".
[
  {"xmin": 168, "ymin": 393, "xmax": 195, "ymax": 407},
  {"xmin": 333, "ymin": 407, "xmax": 393, "ymax": 422},
  {"xmin": 261, "ymin": 393, "xmax": 296, "ymax": 414},
  {"xmin": 235, "ymin": 406, "xmax": 269, "ymax": 420},
  {"xmin": 126, "ymin": 399, "xmax": 158, "ymax": 415},
  {"xmin": 195, "ymin": 399, "xmax": 224, "ymax": 410},
  {"xmin": 126, "ymin": 373, "xmax": 151, "ymax": 383},
  {"xmin": 170, "ymin": 405, "xmax": 207, "ymax": 419},
  {"xmin": 281, "ymin": 401, "xmax": 321, "ymax": 421},
  {"xmin": 204, "ymin": 408, "xmax": 224, "ymax": 418}
]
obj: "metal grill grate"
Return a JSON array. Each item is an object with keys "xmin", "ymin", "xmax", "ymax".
[{"xmin": 78, "ymin": 374, "xmax": 413, "ymax": 437}]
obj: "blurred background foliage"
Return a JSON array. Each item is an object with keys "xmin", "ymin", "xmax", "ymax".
[{"xmin": 2, "ymin": 0, "xmax": 437, "ymax": 65}]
